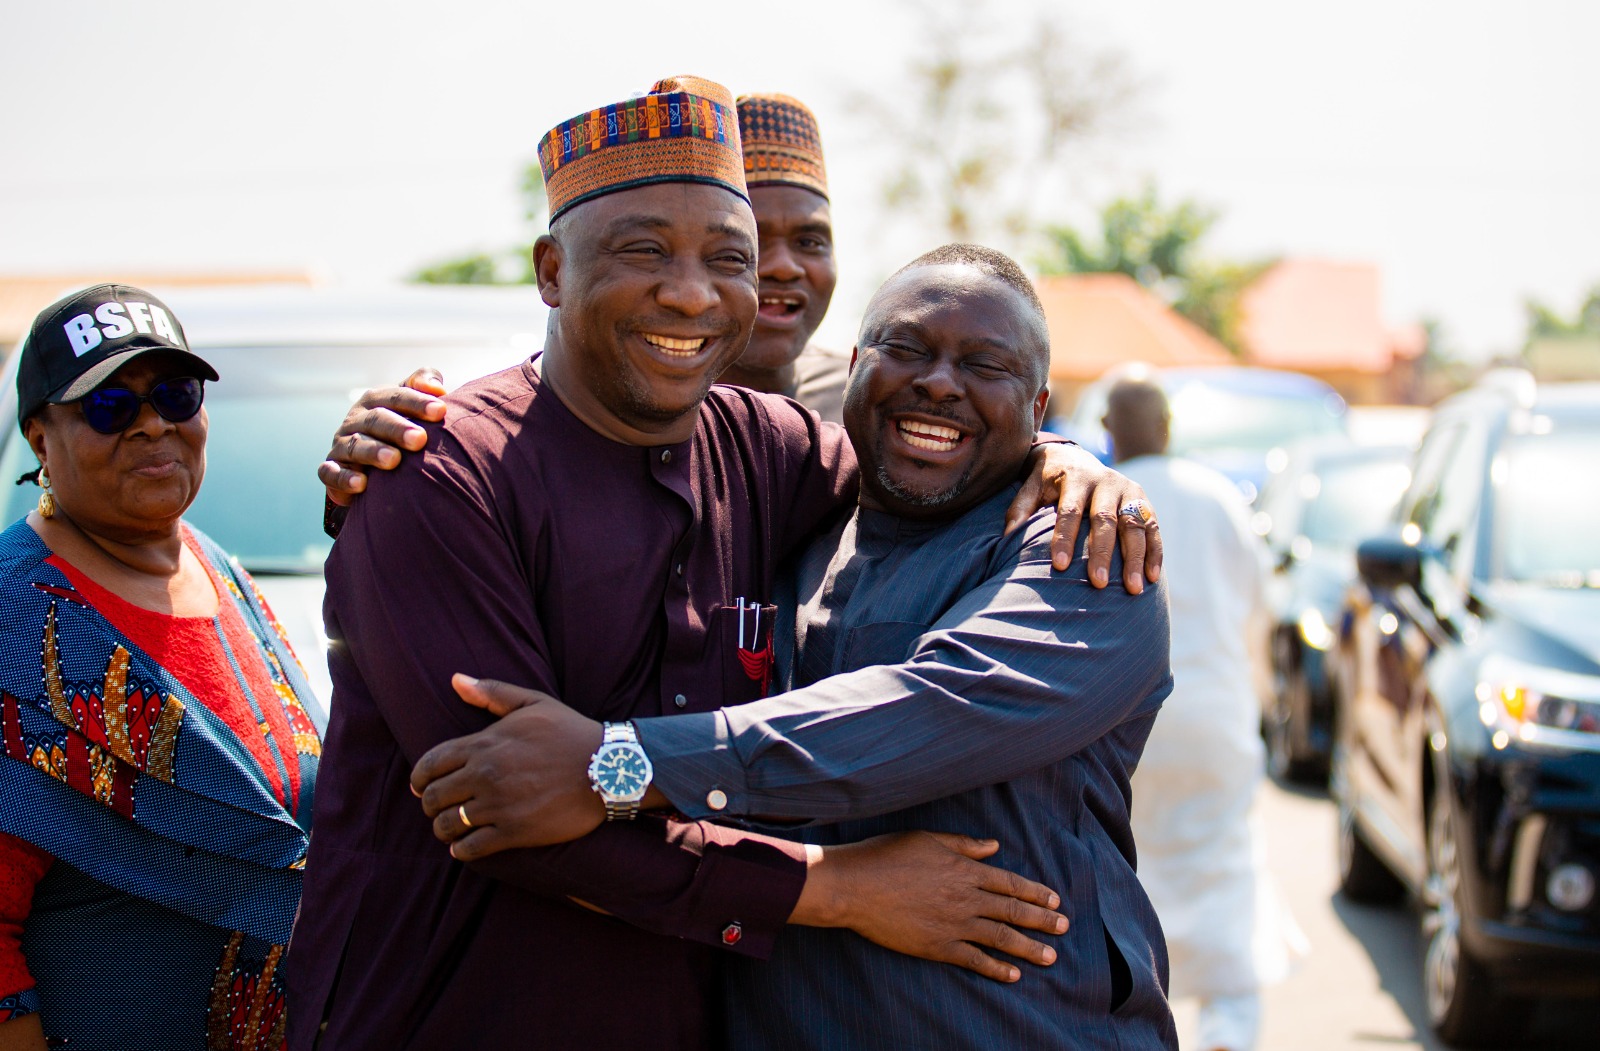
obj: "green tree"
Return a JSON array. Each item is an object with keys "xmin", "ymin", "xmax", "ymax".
[
  {"xmin": 1524, "ymin": 284, "xmax": 1600, "ymax": 340},
  {"xmin": 413, "ymin": 253, "xmax": 501, "ymax": 285},
  {"xmin": 1045, "ymin": 189, "xmax": 1215, "ymax": 286},
  {"xmin": 1411, "ymin": 316, "xmax": 1473, "ymax": 402},
  {"xmin": 412, "ymin": 163, "xmax": 547, "ymax": 285},
  {"xmin": 1038, "ymin": 186, "xmax": 1272, "ymax": 354}
]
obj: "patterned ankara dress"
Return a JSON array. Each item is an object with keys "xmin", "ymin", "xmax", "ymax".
[{"xmin": 0, "ymin": 519, "xmax": 320, "ymax": 1050}]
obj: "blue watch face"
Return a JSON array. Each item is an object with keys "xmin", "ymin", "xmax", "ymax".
[{"xmin": 595, "ymin": 747, "xmax": 649, "ymax": 796}]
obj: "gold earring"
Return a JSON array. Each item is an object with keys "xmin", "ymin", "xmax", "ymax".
[{"xmin": 37, "ymin": 466, "xmax": 54, "ymax": 519}]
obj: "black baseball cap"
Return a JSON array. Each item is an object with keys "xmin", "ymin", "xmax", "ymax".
[{"xmin": 16, "ymin": 283, "xmax": 219, "ymax": 430}]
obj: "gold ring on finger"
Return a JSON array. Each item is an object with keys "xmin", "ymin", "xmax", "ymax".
[{"xmin": 458, "ymin": 803, "xmax": 474, "ymax": 829}]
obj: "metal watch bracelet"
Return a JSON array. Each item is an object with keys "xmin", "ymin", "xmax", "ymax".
[{"xmin": 598, "ymin": 721, "xmax": 646, "ymax": 821}]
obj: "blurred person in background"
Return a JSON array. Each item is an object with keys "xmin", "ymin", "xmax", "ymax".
[
  {"xmin": 318, "ymin": 92, "xmax": 848, "ymax": 503},
  {"xmin": 716, "ymin": 93, "xmax": 850, "ymax": 421},
  {"xmin": 0, "ymin": 286, "xmax": 319, "ymax": 1051},
  {"xmin": 1103, "ymin": 374, "xmax": 1284, "ymax": 1051}
]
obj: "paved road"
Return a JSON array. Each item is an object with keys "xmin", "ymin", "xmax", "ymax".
[{"xmin": 1165, "ymin": 777, "xmax": 1600, "ymax": 1050}]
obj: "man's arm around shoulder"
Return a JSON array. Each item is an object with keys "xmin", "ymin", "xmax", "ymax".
[{"xmin": 639, "ymin": 510, "xmax": 1173, "ymax": 826}]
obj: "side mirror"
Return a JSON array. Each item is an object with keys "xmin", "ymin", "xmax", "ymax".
[{"xmin": 1356, "ymin": 535, "xmax": 1422, "ymax": 591}]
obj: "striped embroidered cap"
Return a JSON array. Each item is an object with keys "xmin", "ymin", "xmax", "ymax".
[
  {"xmin": 737, "ymin": 93, "xmax": 828, "ymax": 200},
  {"xmin": 538, "ymin": 75, "xmax": 748, "ymax": 221}
]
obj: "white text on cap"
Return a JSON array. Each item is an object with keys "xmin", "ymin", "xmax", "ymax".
[{"xmin": 63, "ymin": 301, "xmax": 186, "ymax": 357}]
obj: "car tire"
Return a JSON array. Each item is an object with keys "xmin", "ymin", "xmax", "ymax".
[
  {"xmin": 1266, "ymin": 662, "xmax": 1324, "ymax": 785},
  {"xmin": 1335, "ymin": 792, "xmax": 1405, "ymax": 904},
  {"xmin": 1422, "ymin": 795, "xmax": 1535, "ymax": 1047}
]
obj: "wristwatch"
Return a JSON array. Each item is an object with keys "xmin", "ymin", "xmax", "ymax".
[{"xmin": 587, "ymin": 721, "xmax": 654, "ymax": 821}]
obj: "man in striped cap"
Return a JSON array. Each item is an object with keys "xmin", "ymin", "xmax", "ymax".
[
  {"xmin": 719, "ymin": 93, "xmax": 852, "ymax": 423},
  {"xmin": 289, "ymin": 75, "xmax": 1134, "ymax": 1050},
  {"xmin": 319, "ymin": 93, "xmax": 846, "ymax": 502}
]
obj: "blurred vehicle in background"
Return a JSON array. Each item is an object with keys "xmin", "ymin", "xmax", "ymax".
[
  {"xmin": 0, "ymin": 284, "xmax": 548, "ymax": 726},
  {"xmin": 1058, "ymin": 365, "xmax": 1348, "ymax": 502},
  {"xmin": 1332, "ymin": 371, "xmax": 1600, "ymax": 1047},
  {"xmin": 1346, "ymin": 404, "xmax": 1429, "ymax": 448},
  {"xmin": 1253, "ymin": 438, "xmax": 1413, "ymax": 783}
]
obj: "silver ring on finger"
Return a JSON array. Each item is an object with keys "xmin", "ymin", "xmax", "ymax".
[{"xmin": 1118, "ymin": 499, "xmax": 1154, "ymax": 525}]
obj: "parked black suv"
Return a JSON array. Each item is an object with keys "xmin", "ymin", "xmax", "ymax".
[{"xmin": 1333, "ymin": 373, "xmax": 1600, "ymax": 1047}]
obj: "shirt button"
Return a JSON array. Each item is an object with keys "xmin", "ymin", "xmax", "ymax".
[
  {"xmin": 674, "ymin": 693, "xmax": 688, "ymax": 709},
  {"xmin": 706, "ymin": 789, "xmax": 728, "ymax": 811},
  {"xmin": 675, "ymin": 563, "xmax": 684, "ymax": 576},
  {"xmin": 660, "ymin": 450, "xmax": 672, "ymax": 464},
  {"xmin": 721, "ymin": 922, "xmax": 743, "ymax": 946}
]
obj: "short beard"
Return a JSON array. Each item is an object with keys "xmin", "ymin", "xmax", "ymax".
[
  {"xmin": 621, "ymin": 384, "xmax": 704, "ymax": 424},
  {"xmin": 613, "ymin": 361, "xmax": 717, "ymax": 425},
  {"xmin": 873, "ymin": 458, "xmax": 976, "ymax": 510}
]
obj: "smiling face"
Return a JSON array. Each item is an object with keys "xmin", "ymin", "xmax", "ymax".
[
  {"xmin": 844, "ymin": 263, "xmax": 1050, "ymax": 520},
  {"xmin": 24, "ymin": 352, "xmax": 208, "ymax": 543},
  {"xmin": 723, "ymin": 184, "xmax": 836, "ymax": 383},
  {"xmin": 535, "ymin": 181, "xmax": 759, "ymax": 444}
]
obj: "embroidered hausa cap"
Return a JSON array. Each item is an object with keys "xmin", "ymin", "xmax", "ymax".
[
  {"xmin": 737, "ymin": 93, "xmax": 828, "ymax": 200},
  {"xmin": 537, "ymin": 74, "xmax": 748, "ymax": 222},
  {"xmin": 16, "ymin": 283, "xmax": 219, "ymax": 429}
]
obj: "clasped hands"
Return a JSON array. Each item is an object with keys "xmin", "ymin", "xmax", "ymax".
[{"xmin": 409, "ymin": 676, "xmax": 1071, "ymax": 984}]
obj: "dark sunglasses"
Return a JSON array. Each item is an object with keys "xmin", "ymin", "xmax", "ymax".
[{"xmin": 77, "ymin": 377, "xmax": 206, "ymax": 435}]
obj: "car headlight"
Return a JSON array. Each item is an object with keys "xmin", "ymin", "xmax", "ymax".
[
  {"xmin": 1297, "ymin": 608, "xmax": 1336, "ymax": 651},
  {"xmin": 1477, "ymin": 655, "xmax": 1600, "ymax": 749}
]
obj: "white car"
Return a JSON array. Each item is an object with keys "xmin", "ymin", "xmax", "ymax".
[
  {"xmin": 1055, "ymin": 365, "xmax": 1349, "ymax": 503},
  {"xmin": 0, "ymin": 284, "xmax": 549, "ymax": 727}
]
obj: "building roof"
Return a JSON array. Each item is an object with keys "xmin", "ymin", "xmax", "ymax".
[
  {"xmin": 1033, "ymin": 272, "xmax": 1235, "ymax": 383},
  {"xmin": 1239, "ymin": 258, "xmax": 1420, "ymax": 374},
  {"xmin": 0, "ymin": 271, "xmax": 317, "ymax": 349}
]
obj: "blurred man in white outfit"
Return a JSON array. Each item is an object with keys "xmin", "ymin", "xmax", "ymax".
[{"xmin": 1104, "ymin": 375, "xmax": 1271, "ymax": 1051}]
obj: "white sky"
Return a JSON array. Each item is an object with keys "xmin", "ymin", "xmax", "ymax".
[{"xmin": 1, "ymin": 0, "xmax": 1595, "ymax": 359}]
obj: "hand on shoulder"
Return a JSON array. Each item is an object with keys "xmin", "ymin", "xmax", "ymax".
[{"xmin": 318, "ymin": 368, "xmax": 448, "ymax": 506}]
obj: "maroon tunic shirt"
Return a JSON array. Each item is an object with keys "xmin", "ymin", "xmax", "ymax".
[{"xmin": 286, "ymin": 360, "xmax": 856, "ymax": 1049}]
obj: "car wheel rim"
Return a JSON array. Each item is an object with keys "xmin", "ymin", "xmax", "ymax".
[
  {"xmin": 1269, "ymin": 638, "xmax": 1294, "ymax": 771},
  {"xmin": 1267, "ymin": 694, "xmax": 1292, "ymax": 778},
  {"xmin": 1337, "ymin": 800, "xmax": 1356, "ymax": 879},
  {"xmin": 1423, "ymin": 800, "xmax": 1462, "ymax": 1025}
]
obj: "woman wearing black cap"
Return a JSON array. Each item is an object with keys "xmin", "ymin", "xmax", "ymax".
[{"xmin": 0, "ymin": 286, "xmax": 318, "ymax": 1051}]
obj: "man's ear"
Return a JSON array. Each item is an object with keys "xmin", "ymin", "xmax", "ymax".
[
  {"xmin": 533, "ymin": 235, "xmax": 563, "ymax": 308},
  {"xmin": 1032, "ymin": 388, "xmax": 1050, "ymax": 432},
  {"xmin": 848, "ymin": 346, "xmax": 859, "ymax": 373}
]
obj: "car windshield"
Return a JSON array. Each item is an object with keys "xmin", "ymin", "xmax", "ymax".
[
  {"xmin": 1301, "ymin": 458, "xmax": 1412, "ymax": 549},
  {"xmin": 1496, "ymin": 424, "xmax": 1600, "ymax": 585},
  {"xmin": 1167, "ymin": 382, "xmax": 1345, "ymax": 456},
  {"xmin": 0, "ymin": 342, "xmax": 528, "ymax": 574}
]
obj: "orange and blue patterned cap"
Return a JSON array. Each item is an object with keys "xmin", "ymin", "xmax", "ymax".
[
  {"xmin": 538, "ymin": 75, "xmax": 748, "ymax": 221},
  {"xmin": 737, "ymin": 93, "xmax": 828, "ymax": 200}
]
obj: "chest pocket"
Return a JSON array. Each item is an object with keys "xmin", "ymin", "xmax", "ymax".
[
  {"xmin": 839, "ymin": 621, "xmax": 930, "ymax": 675},
  {"xmin": 716, "ymin": 603, "xmax": 779, "ymax": 706}
]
